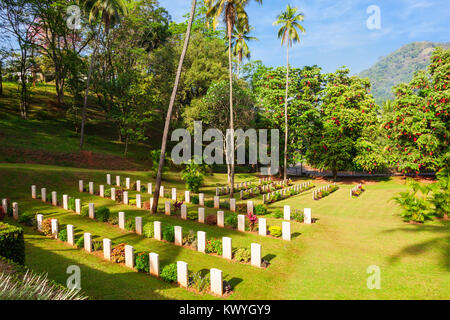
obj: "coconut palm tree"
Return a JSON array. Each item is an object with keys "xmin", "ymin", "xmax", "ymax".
[
  {"xmin": 79, "ymin": 0, "xmax": 127, "ymax": 150},
  {"xmin": 273, "ymin": 4, "xmax": 305, "ymax": 180},
  {"xmin": 205, "ymin": 0, "xmax": 262, "ymax": 197},
  {"xmin": 152, "ymin": 0, "xmax": 197, "ymax": 213},
  {"xmin": 231, "ymin": 24, "xmax": 257, "ymax": 76}
]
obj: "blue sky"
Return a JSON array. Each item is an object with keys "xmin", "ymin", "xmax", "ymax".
[{"xmin": 159, "ymin": 0, "xmax": 450, "ymax": 74}]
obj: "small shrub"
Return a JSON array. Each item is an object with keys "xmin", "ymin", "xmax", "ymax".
[
  {"xmin": 205, "ymin": 214, "xmax": 217, "ymax": 225},
  {"xmin": 41, "ymin": 218, "xmax": 52, "ymax": 236},
  {"xmin": 225, "ymin": 213, "xmax": 238, "ymax": 228},
  {"xmin": 191, "ymin": 195, "xmax": 199, "ymax": 204},
  {"xmin": 18, "ymin": 212, "xmax": 34, "ymax": 226},
  {"xmin": 75, "ymin": 236, "xmax": 84, "ymax": 248},
  {"xmin": 92, "ymin": 240, "xmax": 103, "ymax": 251},
  {"xmin": 204, "ymin": 200, "xmax": 214, "ymax": 208},
  {"xmin": 160, "ymin": 263, "xmax": 177, "ymax": 282},
  {"xmin": 269, "ymin": 226, "xmax": 282, "ymax": 237},
  {"xmin": 143, "ymin": 222, "xmax": 154, "ymax": 238},
  {"xmin": 273, "ymin": 209, "xmax": 283, "ymax": 219},
  {"xmin": 0, "ymin": 222, "xmax": 25, "ymax": 265},
  {"xmin": 129, "ymin": 199, "xmax": 136, "ymax": 206},
  {"xmin": 254, "ymin": 204, "xmax": 268, "ymax": 216},
  {"xmin": 96, "ymin": 207, "xmax": 110, "ymax": 222},
  {"xmin": 108, "ymin": 216, "xmax": 118, "ymax": 225},
  {"xmin": 205, "ymin": 238, "xmax": 222, "ymax": 255},
  {"xmin": 221, "ymin": 201, "xmax": 230, "ymax": 210},
  {"xmin": 80, "ymin": 206, "xmax": 89, "ymax": 217},
  {"xmin": 183, "ymin": 230, "xmax": 196, "ymax": 246},
  {"xmin": 58, "ymin": 229, "xmax": 68, "ymax": 242},
  {"xmin": 292, "ymin": 210, "xmax": 304, "ymax": 222},
  {"xmin": 233, "ymin": 247, "xmax": 250, "ymax": 262},
  {"xmin": 125, "ymin": 219, "xmax": 135, "ymax": 231},
  {"xmin": 187, "ymin": 210, "xmax": 198, "ymax": 220},
  {"xmin": 236, "ymin": 203, "xmax": 247, "ymax": 214},
  {"xmin": 162, "ymin": 226, "xmax": 175, "ymax": 242},
  {"xmin": 104, "ymin": 188, "xmax": 111, "ymax": 197},
  {"xmin": 189, "ymin": 271, "xmax": 210, "ymax": 292},
  {"xmin": 247, "ymin": 212, "xmax": 258, "ymax": 231},
  {"xmin": 111, "ymin": 243, "xmax": 126, "ymax": 263},
  {"xmin": 135, "ymin": 252, "xmax": 150, "ymax": 273},
  {"xmin": 68, "ymin": 198, "xmax": 75, "ymax": 211}
]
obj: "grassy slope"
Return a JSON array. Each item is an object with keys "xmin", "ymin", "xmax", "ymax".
[{"xmin": 0, "ymin": 163, "xmax": 448, "ymax": 300}]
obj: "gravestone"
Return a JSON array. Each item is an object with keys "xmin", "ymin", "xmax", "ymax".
[
  {"xmin": 12, "ymin": 202, "xmax": 18, "ymax": 220},
  {"xmin": 174, "ymin": 226, "xmax": 182, "ymax": 246},
  {"xmin": 210, "ymin": 268, "xmax": 223, "ymax": 296},
  {"xmin": 41, "ymin": 188, "xmax": 47, "ymax": 202},
  {"xmin": 136, "ymin": 180, "xmax": 141, "ymax": 192},
  {"xmin": 36, "ymin": 214, "xmax": 43, "ymax": 231},
  {"xmin": 304, "ymin": 208, "xmax": 312, "ymax": 224},
  {"xmin": 1, "ymin": 199, "xmax": 7, "ymax": 214},
  {"xmin": 214, "ymin": 196, "xmax": 220, "ymax": 209},
  {"xmin": 118, "ymin": 212, "xmax": 125, "ymax": 230},
  {"xmin": 282, "ymin": 221, "xmax": 291, "ymax": 241},
  {"xmin": 135, "ymin": 217, "xmax": 142, "ymax": 235},
  {"xmin": 148, "ymin": 183, "xmax": 152, "ymax": 194},
  {"xmin": 126, "ymin": 177, "xmax": 130, "ymax": 189},
  {"xmin": 125, "ymin": 245, "xmax": 134, "ymax": 268},
  {"xmin": 149, "ymin": 252, "xmax": 159, "ymax": 276},
  {"xmin": 181, "ymin": 205, "xmax": 187, "ymax": 220},
  {"xmin": 67, "ymin": 225, "xmax": 74, "ymax": 245},
  {"xmin": 240, "ymin": 190, "xmax": 243, "ymax": 200},
  {"xmin": 136, "ymin": 194, "xmax": 142, "ymax": 208},
  {"xmin": 116, "ymin": 176, "xmax": 120, "ymax": 186},
  {"xmin": 79, "ymin": 180, "xmax": 83, "ymax": 192},
  {"xmin": 283, "ymin": 205, "xmax": 291, "ymax": 221},
  {"xmin": 172, "ymin": 188, "xmax": 177, "ymax": 201},
  {"xmin": 251, "ymin": 243, "xmax": 261, "ymax": 268},
  {"xmin": 123, "ymin": 191, "xmax": 128, "ymax": 204},
  {"xmin": 111, "ymin": 188, "xmax": 116, "ymax": 201},
  {"xmin": 99, "ymin": 185, "xmax": 104, "ymax": 197},
  {"xmin": 149, "ymin": 198, "xmax": 154, "ymax": 211},
  {"xmin": 222, "ymin": 237, "xmax": 232, "ymax": 260},
  {"xmin": 159, "ymin": 186, "xmax": 164, "ymax": 197},
  {"xmin": 199, "ymin": 193, "xmax": 204, "ymax": 206},
  {"xmin": 238, "ymin": 215, "xmax": 245, "ymax": 232},
  {"xmin": 198, "ymin": 208, "xmax": 205, "ymax": 223},
  {"xmin": 106, "ymin": 174, "xmax": 111, "ymax": 185},
  {"xmin": 88, "ymin": 203, "xmax": 95, "ymax": 219},
  {"xmin": 177, "ymin": 261, "xmax": 188, "ymax": 288},
  {"xmin": 185, "ymin": 190, "xmax": 190, "ymax": 203},
  {"xmin": 52, "ymin": 191, "xmax": 57, "ymax": 206},
  {"xmin": 247, "ymin": 201, "xmax": 254, "ymax": 214},
  {"xmin": 75, "ymin": 199, "xmax": 81, "ymax": 214},
  {"xmin": 63, "ymin": 195, "xmax": 68, "ymax": 210},
  {"xmin": 230, "ymin": 198, "xmax": 236, "ymax": 212},
  {"xmin": 165, "ymin": 201, "xmax": 171, "ymax": 215},
  {"xmin": 258, "ymin": 218, "xmax": 267, "ymax": 236},
  {"xmin": 217, "ymin": 211, "xmax": 224, "ymax": 227},
  {"xmin": 31, "ymin": 185, "xmax": 36, "ymax": 199},
  {"xmin": 51, "ymin": 219, "xmax": 59, "ymax": 238},
  {"xmin": 84, "ymin": 233, "xmax": 92, "ymax": 253},
  {"xmin": 89, "ymin": 182, "xmax": 94, "ymax": 194},
  {"xmin": 103, "ymin": 238, "xmax": 111, "ymax": 260},
  {"xmin": 197, "ymin": 231, "xmax": 206, "ymax": 253},
  {"xmin": 154, "ymin": 221, "xmax": 162, "ymax": 240}
]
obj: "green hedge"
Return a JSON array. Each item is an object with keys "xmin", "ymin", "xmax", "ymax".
[{"xmin": 0, "ymin": 222, "xmax": 25, "ymax": 265}]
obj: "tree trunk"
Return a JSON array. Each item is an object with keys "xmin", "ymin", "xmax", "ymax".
[
  {"xmin": 332, "ymin": 169, "xmax": 338, "ymax": 181},
  {"xmin": 284, "ymin": 45, "xmax": 289, "ymax": 181},
  {"xmin": 152, "ymin": 0, "xmax": 196, "ymax": 213},
  {"xmin": 0, "ymin": 60, "xmax": 3, "ymax": 95},
  {"xmin": 124, "ymin": 133, "xmax": 129, "ymax": 157},
  {"xmin": 79, "ymin": 45, "xmax": 97, "ymax": 150},
  {"xmin": 228, "ymin": 17, "xmax": 235, "ymax": 198}
]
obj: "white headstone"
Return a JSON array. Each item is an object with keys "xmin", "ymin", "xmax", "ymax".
[
  {"xmin": 199, "ymin": 193, "xmax": 204, "ymax": 206},
  {"xmin": 106, "ymin": 174, "xmax": 111, "ymax": 185},
  {"xmin": 238, "ymin": 215, "xmax": 245, "ymax": 232},
  {"xmin": 111, "ymin": 188, "xmax": 116, "ymax": 201},
  {"xmin": 184, "ymin": 190, "xmax": 190, "ymax": 203},
  {"xmin": 67, "ymin": 225, "xmax": 74, "ymax": 245},
  {"xmin": 214, "ymin": 196, "xmax": 220, "ymax": 209},
  {"xmin": 36, "ymin": 214, "xmax": 43, "ymax": 231},
  {"xmin": 210, "ymin": 268, "xmax": 223, "ymax": 296},
  {"xmin": 230, "ymin": 198, "xmax": 236, "ymax": 212},
  {"xmin": 148, "ymin": 183, "xmax": 152, "ymax": 194},
  {"xmin": 89, "ymin": 182, "xmax": 94, "ymax": 194},
  {"xmin": 149, "ymin": 252, "xmax": 159, "ymax": 276},
  {"xmin": 258, "ymin": 218, "xmax": 267, "ymax": 236},
  {"xmin": 159, "ymin": 186, "xmax": 164, "ymax": 197},
  {"xmin": 118, "ymin": 212, "xmax": 125, "ymax": 230},
  {"xmin": 79, "ymin": 180, "xmax": 83, "ymax": 192},
  {"xmin": 174, "ymin": 226, "xmax": 182, "ymax": 246},
  {"xmin": 217, "ymin": 211, "xmax": 224, "ymax": 227},
  {"xmin": 304, "ymin": 208, "xmax": 312, "ymax": 224},
  {"xmin": 282, "ymin": 221, "xmax": 291, "ymax": 241},
  {"xmin": 1, "ymin": 199, "xmax": 6, "ymax": 214},
  {"xmin": 284, "ymin": 205, "xmax": 291, "ymax": 221},
  {"xmin": 88, "ymin": 203, "xmax": 95, "ymax": 219},
  {"xmin": 135, "ymin": 217, "xmax": 142, "ymax": 235},
  {"xmin": 103, "ymin": 238, "xmax": 111, "ymax": 260},
  {"xmin": 126, "ymin": 177, "xmax": 130, "ymax": 189},
  {"xmin": 154, "ymin": 221, "xmax": 161, "ymax": 240},
  {"xmin": 172, "ymin": 188, "xmax": 177, "ymax": 201},
  {"xmin": 136, "ymin": 194, "xmax": 142, "ymax": 208},
  {"xmin": 116, "ymin": 176, "xmax": 120, "ymax": 186},
  {"xmin": 181, "ymin": 204, "xmax": 187, "ymax": 220},
  {"xmin": 51, "ymin": 219, "xmax": 59, "ymax": 238},
  {"xmin": 136, "ymin": 180, "xmax": 141, "ymax": 192},
  {"xmin": 123, "ymin": 191, "xmax": 128, "ymax": 204},
  {"xmin": 177, "ymin": 261, "xmax": 188, "ymax": 288},
  {"xmin": 51, "ymin": 191, "xmax": 57, "ymax": 206},
  {"xmin": 165, "ymin": 201, "xmax": 171, "ymax": 215},
  {"xmin": 149, "ymin": 198, "xmax": 154, "ymax": 211},
  {"xmin": 251, "ymin": 243, "xmax": 261, "ymax": 268},
  {"xmin": 247, "ymin": 201, "xmax": 254, "ymax": 214},
  {"xmin": 84, "ymin": 232, "xmax": 92, "ymax": 253},
  {"xmin": 197, "ymin": 231, "xmax": 206, "ymax": 253},
  {"xmin": 31, "ymin": 185, "xmax": 36, "ymax": 199},
  {"xmin": 100, "ymin": 185, "xmax": 104, "ymax": 197},
  {"xmin": 222, "ymin": 237, "xmax": 232, "ymax": 260},
  {"xmin": 75, "ymin": 199, "xmax": 81, "ymax": 214},
  {"xmin": 198, "ymin": 208, "xmax": 205, "ymax": 223},
  {"xmin": 63, "ymin": 195, "xmax": 68, "ymax": 210},
  {"xmin": 41, "ymin": 188, "xmax": 47, "ymax": 202},
  {"xmin": 12, "ymin": 202, "xmax": 18, "ymax": 220},
  {"xmin": 125, "ymin": 245, "xmax": 134, "ymax": 268}
]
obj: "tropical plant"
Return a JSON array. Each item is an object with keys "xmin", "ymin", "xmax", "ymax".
[
  {"xmin": 268, "ymin": 225, "xmax": 282, "ymax": 237},
  {"xmin": 392, "ymin": 179, "xmax": 434, "ymax": 223},
  {"xmin": 273, "ymin": 4, "xmax": 305, "ymax": 180},
  {"xmin": 231, "ymin": 24, "xmax": 257, "ymax": 76},
  {"xmin": 189, "ymin": 271, "xmax": 210, "ymax": 292},
  {"xmin": 135, "ymin": 251, "xmax": 150, "ymax": 273},
  {"xmin": 143, "ymin": 222, "xmax": 154, "ymax": 238},
  {"xmin": 181, "ymin": 161, "xmax": 205, "ymax": 192},
  {"xmin": 233, "ymin": 247, "xmax": 250, "ymax": 262}
]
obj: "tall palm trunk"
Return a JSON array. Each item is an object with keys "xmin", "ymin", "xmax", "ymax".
[
  {"xmin": 152, "ymin": 0, "xmax": 196, "ymax": 213},
  {"xmin": 284, "ymin": 44, "xmax": 289, "ymax": 180},
  {"xmin": 228, "ymin": 17, "xmax": 235, "ymax": 197},
  {"xmin": 79, "ymin": 45, "xmax": 97, "ymax": 150}
]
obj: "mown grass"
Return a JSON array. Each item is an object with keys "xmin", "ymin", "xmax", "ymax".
[{"xmin": 0, "ymin": 163, "xmax": 448, "ymax": 300}]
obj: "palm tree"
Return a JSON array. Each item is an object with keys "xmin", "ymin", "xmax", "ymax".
[
  {"xmin": 205, "ymin": 0, "xmax": 262, "ymax": 197},
  {"xmin": 273, "ymin": 4, "xmax": 305, "ymax": 181},
  {"xmin": 231, "ymin": 24, "xmax": 257, "ymax": 76},
  {"xmin": 79, "ymin": 0, "xmax": 127, "ymax": 150},
  {"xmin": 152, "ymin": 0, "xmax": 197, "ymax": 213}
]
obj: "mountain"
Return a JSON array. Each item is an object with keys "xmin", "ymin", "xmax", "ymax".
[{"xmin": 358, "ymin": 41, "xmax": 450, "ymax": 105}]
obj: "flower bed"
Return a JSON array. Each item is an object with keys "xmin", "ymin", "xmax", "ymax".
[
  {"xmin": 313, "ymin": 184, "xmax": 339, "ymax": 200},
  {"xmin": 264, "ymin": 182, "xmax": 314, "ymax": 204},
  {"xmin": 351, "ymin": 184, "xmax": 365, "ymax": 197}
]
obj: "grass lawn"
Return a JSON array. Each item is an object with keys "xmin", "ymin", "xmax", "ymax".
[{"xmin": 0, "ymin": 163, "xmax": 448, "ymax": 300}]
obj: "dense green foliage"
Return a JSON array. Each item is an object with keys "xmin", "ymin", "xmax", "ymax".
[{"xmin": 0, "ymin": 222, "xmax": 25, "ymax": 264}]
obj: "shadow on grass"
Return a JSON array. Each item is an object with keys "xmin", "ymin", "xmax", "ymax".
[{"xmin": 380, "ymin": 223, "xmax": 450, "ymax": 271}]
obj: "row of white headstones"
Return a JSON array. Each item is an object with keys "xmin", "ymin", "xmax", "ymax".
[
  {"xmin": 32, "ymin": 184, "xmax": 269, "ymax": 267},
  {"xmin": 312, "ymin": 183, "xmax": 337, "ymax": 200},
  {"xmin": 34, "ymin": 215, "xmax": 224, "ymax": 295},
  {"xmin": 215, "ymin": 177, "xmax": 276, "ymax": 196},
  {"xmin": 262, "ymin": 181, "xmax": 313, "ymax": 204}
]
